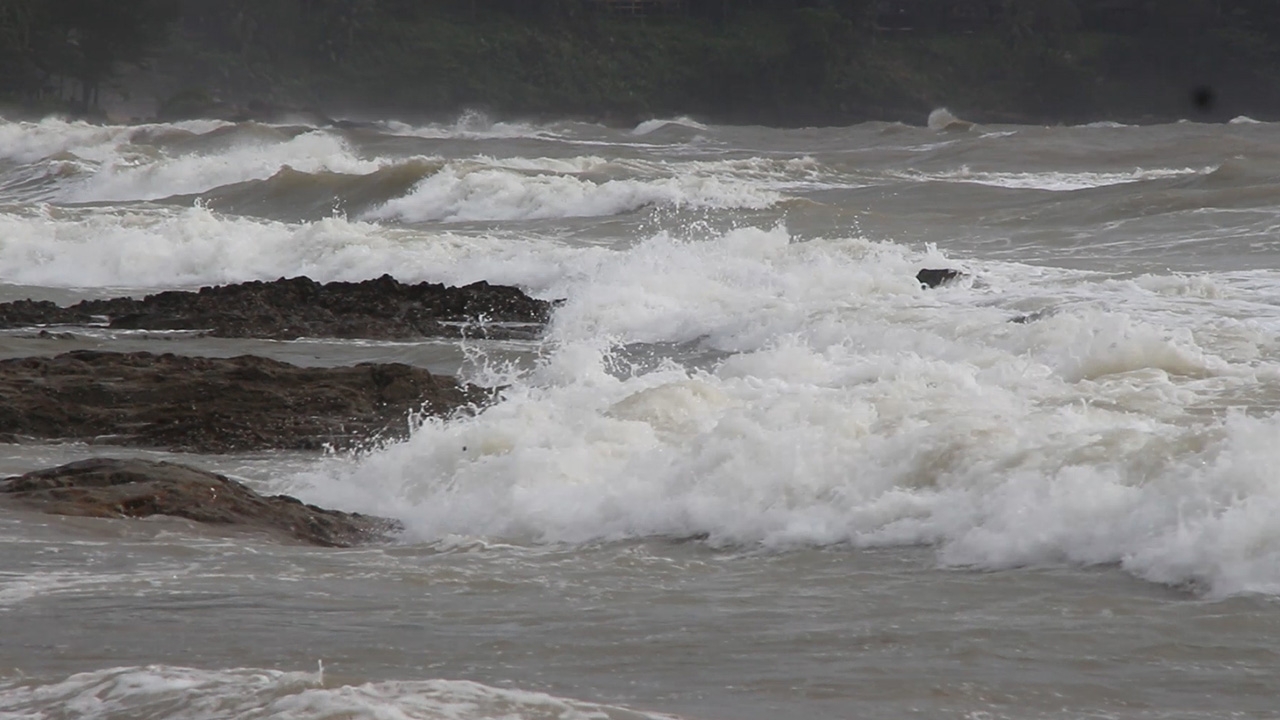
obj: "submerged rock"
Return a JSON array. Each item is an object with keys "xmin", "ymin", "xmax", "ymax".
[
  {"xmin": 0, "ymin": 350, "xmax": 487, "ymax": 452},
  {"xmin": 0, "ymin": 458, "xmax": 400, "ymax": 547},
  {"xmin": 0, "ymin": 274, "xmax": 551, "ymax": 341},
  {"xmin": 916, "ymin": 268, "xmax": 962, "ymax": 289}
]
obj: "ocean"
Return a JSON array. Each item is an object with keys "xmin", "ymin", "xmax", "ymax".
[{"xmin": 1, "ymin": 109, "xmax": 1278, "ymax": 719}]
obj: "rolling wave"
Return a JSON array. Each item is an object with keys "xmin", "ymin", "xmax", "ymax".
[
  {"xmin": 198, "ymin": 158, "xmax": 445, "ymax": 220},
  {"xmin": 363, "ymin": 160, "xmax": 785, "ymax": 223},
  {"xmin": 0, "ymin": 665, "xmax": 680, "ymax": 720},
  {"xmin": 280, "ymin": 225, "xmax": 1280, "ymax": 598},
  {"xmin": 888, "ymin": 165, "xmax": 1212, "ymax": 191}
]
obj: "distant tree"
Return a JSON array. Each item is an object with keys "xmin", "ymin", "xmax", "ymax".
[
  {"xmin": 0, "ymin": 0, "xmax": 50, "ymax": 97},
  {"xmin": 35, "ymin": 0, "xmax": 180, "ymax": 111}
]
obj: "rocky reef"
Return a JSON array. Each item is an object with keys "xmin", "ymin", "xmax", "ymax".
[
  {"xmin": 0, "ymin": 350, "xmax": 487, "ymax": 452},
  {"xmin": 0, "ymin": 275, "xmax": 551, "ymax": 341},
  {"xmin": 0, "ymin": 458, "xmax": 399, "ymax": 547}
]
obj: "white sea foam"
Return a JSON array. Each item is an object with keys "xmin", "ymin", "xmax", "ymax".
[
  {"xmin": 285, "ymin": 226, "xmax": 1280, "ymax": 596},
  {"xmin": 632, "ymin": 117, "xmax": 709, "ymax": 135},
  {"xmin": 0, "ymin": 117, "xmax": 229, "ymax": 165},
  {"xmin": 364, "ymin": 160, "xmax": 782, "ymax": 223},
  {"xmin": 0, "ymin": 205, "xmax": 577, "ymax": 290},
  {"xmin": 927, "ymin": 108, "xmax": 974, "ymax": 132},
  {"xmin": 0, "ymin": 665, "xmax": 674, "ymax": 720},
  {"xmin": 7, "ymin": 115, "xmax": 1280, "ymax": 601},
  {"xmin": 892, "ymin": 165, "xmax": 1211, "ymax": 191},
  {"xmin": 0, "ymin": 118, "xmax": 396, "ymax": 203},
  {"xmin": 66, "ymin": 131, "xmax": 384, "ymax": 203},
  {"xmin": 379, "ymin": 111, "xmax": 560, "ymax": 141}
]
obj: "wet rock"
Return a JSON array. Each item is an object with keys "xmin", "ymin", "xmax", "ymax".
[
  {"xmin": 0, "ymin": 458, "xmax": 400, "ymax": 547},
  {"xmin": 0, "ymin": 274, "xmax": 551, "ymax": 341},
  {"xmin": 0, "ymin": 299, "xmax": 82, "ymax": 328},
  {"xmin": 916, "ymin": 268, "xmax": 962, "ymax": 289},
  {"xmin": 0, "ymin": 350, "xmax": 487, "ymax": 453}
]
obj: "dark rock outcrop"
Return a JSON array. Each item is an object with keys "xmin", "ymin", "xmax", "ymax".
[
  {"xmin": 0, "ymin": 275, "xmax": 551, "ymax": 341},
  {"xmin": 916, "ymin": 268, "xmax": 962, "ymax": 288},
  {"xmin": 0, "ymin": 350, "xmax": 487, "ymax": 452},
  {"xmin": 0, "ymin": 458, "xmax": 399, "ymax": 547}
]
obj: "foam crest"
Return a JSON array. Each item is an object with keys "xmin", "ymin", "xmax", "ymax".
[
  {"xmin": 365, "ymin": 163, "xmax": 781, "ymax": 223},
  {"xmin": 1016, "ymin": 309, "xmax": 1221, "ymax": 381},
  {"xmin": 379, "ymin": 111, "xmax": 559, "ymax": 140},
  {"xmin": 286, "ymin": 227, "xmax": 1280, "ymax": 595},
  {"xmin": 535, "ymin": 227, "xmax": 951, "ymax": 351},
  {"xmin": 67, "ymin": 130, "xmax": 383, "ymax": 203},
  {"xmin": 0, "ymin": 205, "xmax": 575, "ymax": 290},
  {"xmin": 927, "ymin": 108, "xmax": 974, "ymax": 132},
  {"xmin": 937, "ymin": 412, "xmax": 1280, "ymax": 597},
  {"xmin": 0, "ymin": 117, "xmax": 228, "ymax": 165},
  {"xmin": 891, "ymin": 165, "xmax": 1210, "ymax": 191},
  {"xmin": 632, "ymin": 117, "xmax": 709, "ymax": 135},
  {"xmin": 304, "ymin": 345, "xmax": 1280, "ymax": 595},
  {"xmin": 0, "ymin": 666, "xmax": 676, "ymax": 720}
]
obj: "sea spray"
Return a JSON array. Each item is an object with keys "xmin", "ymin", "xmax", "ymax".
[{"xmin": 283, "ymin": 222, "xmax": 1280, "ymax": 596}]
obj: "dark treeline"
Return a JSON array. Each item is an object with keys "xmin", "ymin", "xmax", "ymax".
[
  {"xmin": 4, "ymin": 0, "xmax": 1280, "ymax": 124},
  {"xmin": 0, "ymin": 0, "xmax": 177, "ymax": 111}
]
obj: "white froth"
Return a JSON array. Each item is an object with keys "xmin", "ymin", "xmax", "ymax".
[
  {"xmin": 67, "ymin": 131, "xmax": 383, "ymax": 203},
  {"xmin": 0, "ymin": 117, "xmax": 229, "ymax": 165},
  {"xmin": 6, "ymin": 116, "xmax": 1280, "ymax": 601},
  {"xmin": 927, "ymin": 108, "xmax": 974, "ymax": 132},
  {"xmin": 379, "ymin": 110, "xmax": 559, "ymax": 140},
  {"xmin": 365, "ymin": 161, "xmax": 782, "ymax": 223},
  {"xmin": 0, "ymin": 118, "xmax": 392, "ymax": 203},
  {"xmin": 632, "ymin": 117, "xmax": 709, "ymax": 135},
  {"xmin": 0, "ymin": 205, "xmax": 575, "ymax": 290},
  {"xmin": 280, "ymin": 224, "xmax": 1280, "ymax": 596},
  {"xmin": 0, "ymin": 666, "xmax": 677, "ymax": 720},
  {"xmin": 892, "ymin": 165, "xmax": 1210, "ymax": 191},
  {"xmin": 1078, "ymin": 121, "xmax": 1133, "ymax": 129}
]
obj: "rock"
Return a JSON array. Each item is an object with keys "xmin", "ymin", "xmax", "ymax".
[
  {"xmin": 0, "ymin": 351, "xmax": 488, "ymax": 453},
  {"xmin": 916, "ymin": 268, "xmax": 962, "ymax": 289},
  {"xmin": 0, "ymin": 274, "xmax": 551, "ymax": 341},
  {"xmin": 0, "ymin": 299, "xmax": 80, "ymax": 328},
  {"xmin": 0, "ymin": 458, "xmax": 400, "ymax": 547}
]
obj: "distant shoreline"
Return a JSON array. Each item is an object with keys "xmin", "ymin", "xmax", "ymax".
[{"xmin": 6, "ymin": 5, "xmax": 1279, "ymax": 130}]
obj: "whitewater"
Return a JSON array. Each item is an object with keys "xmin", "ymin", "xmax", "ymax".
[{"xmin": 2, "ymin": 111, "xmax": 1280, "ymax": 719}]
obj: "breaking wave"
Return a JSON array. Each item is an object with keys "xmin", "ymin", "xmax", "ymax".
[
  {"xmin": 891, "ymin": 165, "xmax": 1213, "ymax": 191},
  {"xmin": 927, "ymin": 108, "xmax": 974, "ymax": 132},
  {"xmin": 363, "ymin": 159, "xmax": 783, "ymax": 223},
  {"xmin": 0, "ymin": 665, "xmax": 680, "ymax": 720},
  {"xmin": 632, "ymin": 116, "xmax": 709, "ymax": 136},
  {"xmin": 283, "ymin": 225, "xmax": 1280, "ymax": 598}
]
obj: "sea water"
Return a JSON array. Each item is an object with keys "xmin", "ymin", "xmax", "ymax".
[{"xmin": 1, "ymin": 112, "xmax": 1279, "ymax": 719}]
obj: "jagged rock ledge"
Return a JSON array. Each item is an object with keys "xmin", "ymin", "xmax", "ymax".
[
  {"xmin": 0, "ymin": 274, "xmax": 551, "ymax": 341},
  {"xmin": 0, "ymin": 458, "xmax": 400, "ymax": 547},
  {"xmin": 0, "ymin": 350, "xmax": 487, "ymax": 453},
  {"xmin": 916, "ymin": 268, "xmax": 962, "ymax": 289}
]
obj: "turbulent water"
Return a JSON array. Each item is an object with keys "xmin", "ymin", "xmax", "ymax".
[{"xmin": 3, "ymin": 109, "xmax": 1280, "ymax": 719}]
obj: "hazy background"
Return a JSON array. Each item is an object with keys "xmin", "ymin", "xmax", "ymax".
[{"xmin": 2, "ymin": 0, "xmax": 1278, "ymax": 126}]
